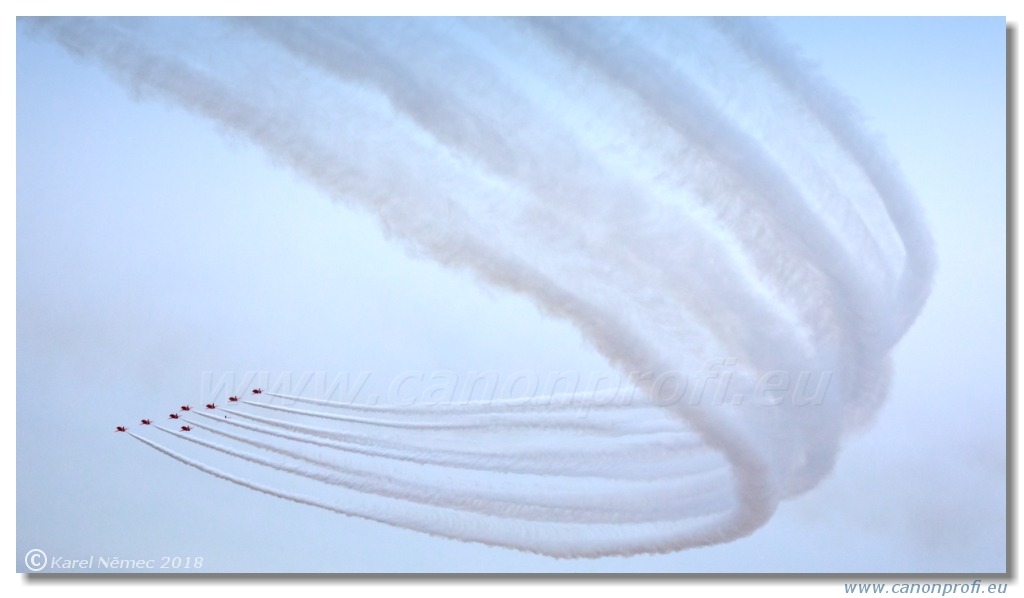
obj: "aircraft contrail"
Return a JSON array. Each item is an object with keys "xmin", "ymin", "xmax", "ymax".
[
  {"xmin": 39, "ymin": 17, "xmax": 934, "ymax": 557},
  {"xmin": 197, "ymin": 409, "xmax": 710, "ymax": 481}
]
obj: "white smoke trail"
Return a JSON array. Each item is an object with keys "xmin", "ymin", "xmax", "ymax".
[
  {"xmin": 130, "ymin": 428, "xmax": 750, "ymax": 557},
  {"xmin": 42, "ymin": 17, "xmax": 934, "ymax": 557},
  {"xmin": 200, "ymin": 408, "xmax": 715, "ymax": 481},
  {"xmin": 175, "ymin": 419, "xmax": 729, "ymax": 525},
  {"xmin": 261, "ymin": 389, "xmax": 652, "ymax": 414},
  {"xmin": 240, "ymin": 398, "xmax": 675, "ymax": 436}
]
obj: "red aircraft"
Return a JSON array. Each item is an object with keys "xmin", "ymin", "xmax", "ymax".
[
  {"xmin": 205, "ymin": 403, "xmax": 216, "ymax": 410},
  {"xmin": 252, "ymin": 388, "xmax": 263, "ymax": 394},
  {"xmin": 115, "ymin": 426, "xmax": 127, "ymax": 432},
  {"xmin": 180, "ymin": 426, "xmax": 192, "ymax": 432},
  {"xmin": 180, "ymin": 405, "xmax": 191, "ymax": 411},
  {"xmin": 169, "ymin": 413, "xmax": 180, "ymax": 419},
  {"xmin": 228, "ymin": 396, "xmax": 239, "ymax": 402},
  {"xmin": 140, "ymin": 419, "xmax": 152, "ymax": 425}
]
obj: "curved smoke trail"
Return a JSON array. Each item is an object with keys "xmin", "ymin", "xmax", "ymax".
[{"xmin": 36, "ymin": 17, "xmax": 934, "ymax": 557}]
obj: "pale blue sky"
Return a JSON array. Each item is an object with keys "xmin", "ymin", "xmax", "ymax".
[{"xmin": 15, "ymin": 16, "xmax": 1007, "ymax": 577}]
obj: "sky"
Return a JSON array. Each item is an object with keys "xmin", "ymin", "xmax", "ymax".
[{"xmin": 13, "ymin": 14, "xmax": 1008, "ymax": 582}]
